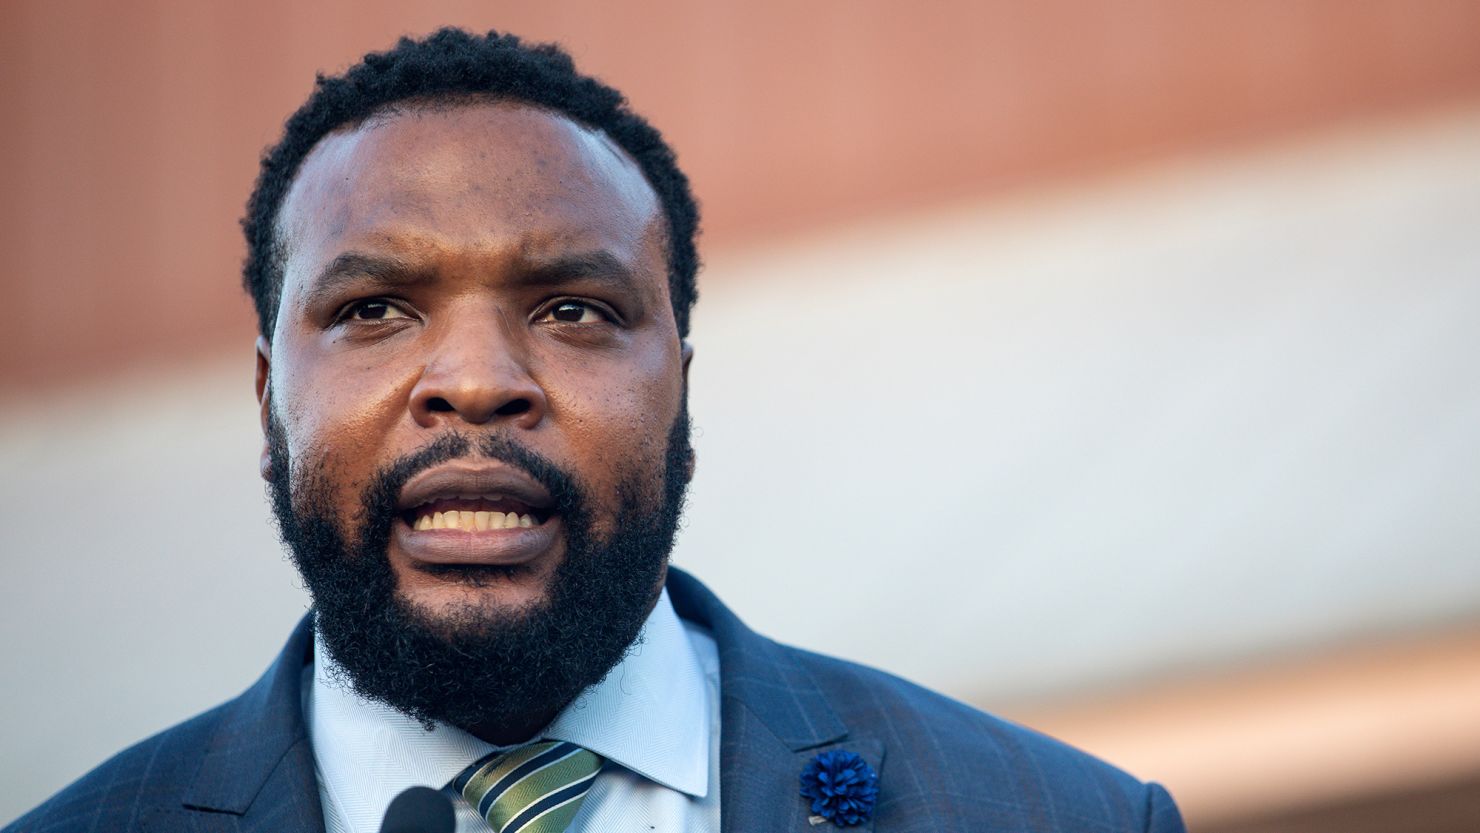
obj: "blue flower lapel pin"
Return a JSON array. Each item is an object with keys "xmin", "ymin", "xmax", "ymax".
[{"xmin": 800, "ymin": 749, "xmax": 879, "ymax": 827}]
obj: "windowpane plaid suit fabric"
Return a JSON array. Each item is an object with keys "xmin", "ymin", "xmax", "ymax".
[{"xmin": 5, "ymin": 568, "xmax": 1186, "ymax": 833}]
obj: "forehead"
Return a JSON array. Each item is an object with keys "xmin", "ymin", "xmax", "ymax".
[{"xmin": 276, "ymin": 100, "xmax": 664, "ymax": 284}]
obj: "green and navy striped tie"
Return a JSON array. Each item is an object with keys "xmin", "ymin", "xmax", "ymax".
[{"xmin": 451, "ymin": 741, "xmax": 604, "ymax": 833}]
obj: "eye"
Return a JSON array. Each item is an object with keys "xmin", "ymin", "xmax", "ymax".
[
  {"xmin": 341, "ymin": 299, "xmax": 411, "ymax": 322},
  {"xmin": 543, "ymin": 300, "xmax": 611, "ymax": 324}
]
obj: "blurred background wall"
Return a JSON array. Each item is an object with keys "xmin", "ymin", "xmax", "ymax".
[{"xmin": 3, "ymin": 2, "xmax": 1479, "ymax": 830}]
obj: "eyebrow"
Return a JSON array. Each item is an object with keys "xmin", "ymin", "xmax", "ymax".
[
  {"xmin": 305, "ymin": 252, "xmax": 434, "ymax": 304},
  {"xmin": 512, "ymin": 250, "xmax": 644, "ymax": 294},
  {"xmin": 303, "ymin": 248, "xmax": 646, "ymax": 304}
]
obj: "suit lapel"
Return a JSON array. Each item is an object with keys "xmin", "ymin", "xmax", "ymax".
[
  {"xmin": 667, "ymin": 569, "xmax": 884, "ymax": 833},
  {"xmin": 167, "ymin": 572, "xmax": 878, "ymax": 833},
  {"xmin": 170, "ymin": 615, "xmax": 326, "ymax": 833}
]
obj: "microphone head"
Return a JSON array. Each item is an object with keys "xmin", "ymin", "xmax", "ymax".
[{"xmin": 379, "ymin": 785, "xmax": 456, "ymax": 833}]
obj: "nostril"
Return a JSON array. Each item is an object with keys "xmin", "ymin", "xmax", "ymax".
[
  {"xmin": 495, "ymin": 398, "xmax": 531, "ymax": 417},
  {"xmin": 427, "ymin": 397, "xmax": 455, "ymax": 413}
]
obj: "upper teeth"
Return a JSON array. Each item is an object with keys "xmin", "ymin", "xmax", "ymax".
[{"xmin": 415, "ymin": 510, "xmax": 535, "ymax": 531}]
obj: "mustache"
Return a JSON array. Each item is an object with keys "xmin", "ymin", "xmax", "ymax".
[{"xmin": 358, "ymin": 432, "xmax": 582, "ymax": 533}]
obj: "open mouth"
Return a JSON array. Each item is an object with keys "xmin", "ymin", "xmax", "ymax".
[
  {"xmin": 391, "ymin": 462, "xmax": 562, "ymax": 569},
  {"xmin": 402, "ymin": 497, "xmax": 554, "ymax": 532}
]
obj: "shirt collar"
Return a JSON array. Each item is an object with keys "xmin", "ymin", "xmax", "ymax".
[
  {"xmin": 543, "ymin": 587, "xmax": 710, "ymax": 796},
  {"xmin": 307, "ymin": 588, "xmax": 710, "ymax": 831}
]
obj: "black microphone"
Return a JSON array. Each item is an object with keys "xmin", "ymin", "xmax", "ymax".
[{"xmin": 379, "ymin": 786, "xmax": 456, "ymax": 833}]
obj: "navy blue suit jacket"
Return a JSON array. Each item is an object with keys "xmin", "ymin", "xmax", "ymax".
[{"xmin": 9, "ymin": 569, "xmax": 1185, "ymax": 832}]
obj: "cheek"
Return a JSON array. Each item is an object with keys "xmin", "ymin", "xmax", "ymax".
[
  {"xmin": 274, "ymin": 351, "xmax": 418, "ymax": 499},
  {"xmin": 545, "ymin": 351, "xmax": 683, "ymax": 497}
]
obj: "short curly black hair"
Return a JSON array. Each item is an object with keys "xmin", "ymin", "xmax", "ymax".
[{"xmin": 242, "ymin": 27, "xmax": 700, "ymax": 339}]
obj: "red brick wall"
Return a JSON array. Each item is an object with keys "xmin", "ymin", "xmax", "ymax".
[{"xmin": 4, "ymin": 0, "xmax": 1479, "ymax": 389}]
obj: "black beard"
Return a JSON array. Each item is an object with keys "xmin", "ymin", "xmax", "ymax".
[{"xmin": 266, "ymin": 410, "xmax": 691, "ymax": 736}]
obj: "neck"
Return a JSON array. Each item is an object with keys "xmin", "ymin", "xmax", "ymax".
[{"xmin": 465, "ymin": 708, "xmax": 559, "ymax": 747}]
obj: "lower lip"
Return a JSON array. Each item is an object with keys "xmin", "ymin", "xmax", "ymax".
[{"xmin": 391, "ymin": 516, "xmax": 562, "ymax": 568}]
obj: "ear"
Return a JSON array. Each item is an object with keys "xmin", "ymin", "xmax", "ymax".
[
  {"xmin": 680, "ymin": 340, "xmax": 696, "ymax": 483},
  {"xmin": 255, "ymin": 336, "xmax": 273, "ymax": 483}
]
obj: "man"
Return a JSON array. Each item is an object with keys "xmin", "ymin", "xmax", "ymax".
[{"xmin": 9, "ymin": 28, "xmax": 1185, "ymax": 833}]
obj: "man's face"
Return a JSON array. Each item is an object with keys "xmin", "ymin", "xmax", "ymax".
[{"xmin": 256, "ymin": 100, "xmax": 692, "ymax": 736}]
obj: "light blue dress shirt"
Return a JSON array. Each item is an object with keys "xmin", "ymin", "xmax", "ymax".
[{"xmin": 303, "ymin": 588, "xmax": 721, "ymax": 833}]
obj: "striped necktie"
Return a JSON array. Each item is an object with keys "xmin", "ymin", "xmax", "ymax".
[{"xmin": 450, "ymin": 740, "xmax": 604, "ymax": 833}]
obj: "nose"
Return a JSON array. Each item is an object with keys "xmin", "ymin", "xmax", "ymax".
[{"xmin": 408, "ymin": 308, "xmax": 546, "ymax": 430}]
